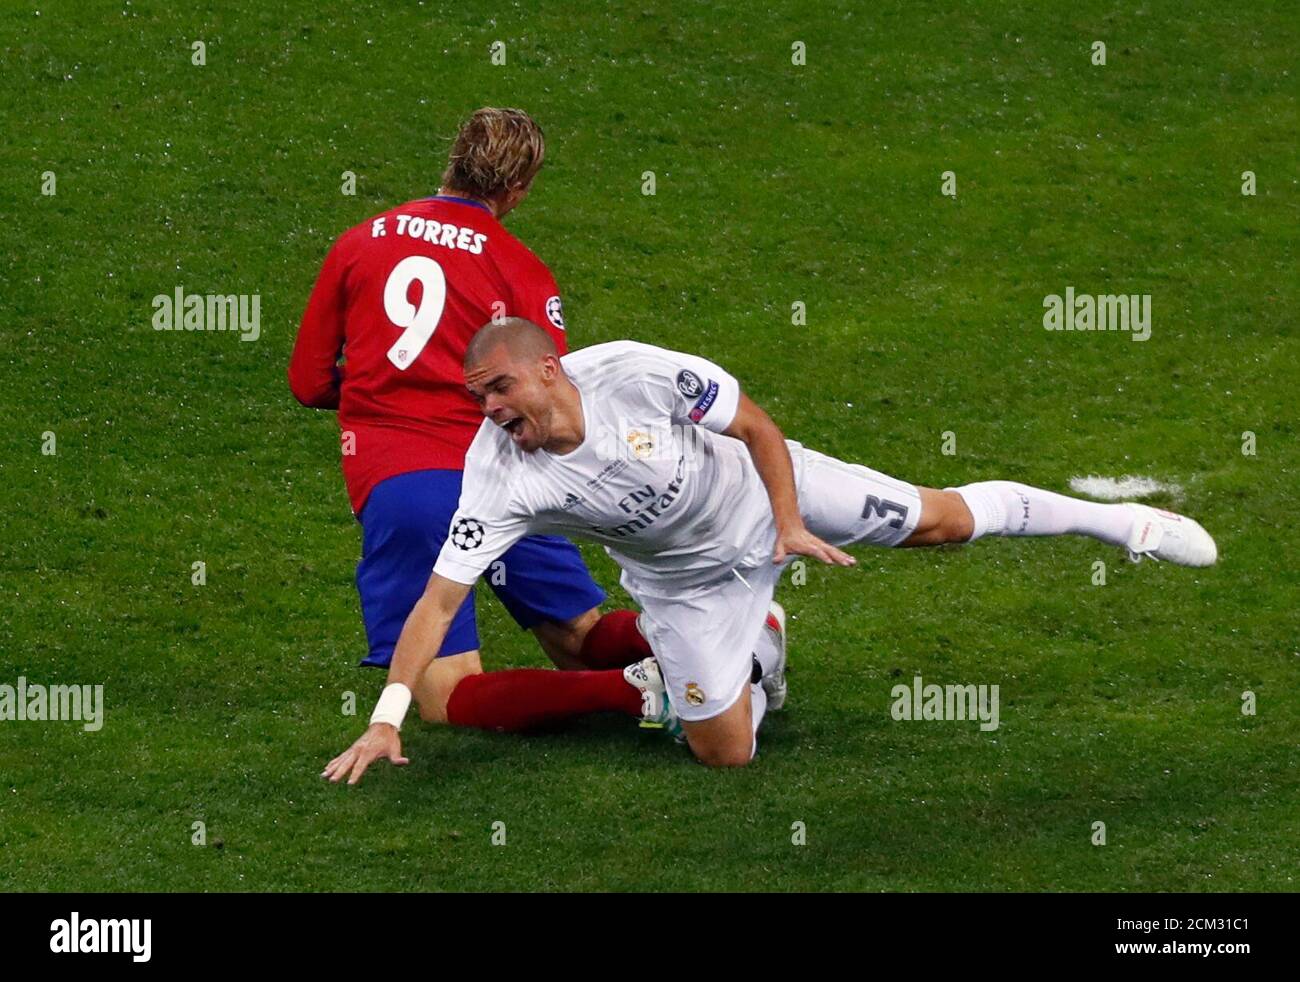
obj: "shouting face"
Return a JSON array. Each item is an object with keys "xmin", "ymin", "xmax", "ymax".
[{"xmin": 464, "ymin": 341, "xmax": 560, "ymax": 452}]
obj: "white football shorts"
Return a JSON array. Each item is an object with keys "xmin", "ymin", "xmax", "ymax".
[{"xmin": 633, "ymin": 440, "xmax": 922, "ymax": 722}]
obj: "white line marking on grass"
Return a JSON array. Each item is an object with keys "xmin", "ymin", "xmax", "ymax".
[{"xmin": 1068, "ymin": 474, "xmax": 1183, "ymax": 501}]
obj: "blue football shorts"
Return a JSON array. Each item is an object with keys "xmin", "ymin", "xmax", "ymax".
[{"xmin": 354, "ymin": 468, "xmax": 606, "ymax": 667}]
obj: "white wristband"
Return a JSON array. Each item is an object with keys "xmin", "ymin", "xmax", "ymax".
[{"xmin": 370, "ymin": 683, "xmax": 412, "ymax": 730}]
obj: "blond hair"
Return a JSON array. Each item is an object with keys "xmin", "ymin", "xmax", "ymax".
[{"xmin": 441, "ymin": 108, "xmax": 546, "ymax": 201}]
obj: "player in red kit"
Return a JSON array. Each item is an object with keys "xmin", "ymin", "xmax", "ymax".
[{"xmin": 291, "ymin": 109, "xmax": 656, "ymax": 745}]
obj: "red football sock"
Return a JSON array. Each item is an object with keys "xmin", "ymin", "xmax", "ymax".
[
  {"xmin": 578, "ymin": 609, "xmax": 653, "ymax": 669},
  {"xmin": 445, "ymin": 668, "xmax": 643, "ymax": 732}
]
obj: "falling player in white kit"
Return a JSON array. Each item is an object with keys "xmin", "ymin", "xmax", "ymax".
[{"xmin": 324, "ymin": 318, "xmax": 1217, "ymax": 779}]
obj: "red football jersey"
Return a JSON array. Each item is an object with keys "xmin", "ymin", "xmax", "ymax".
[{"xmin": 289, "ymin": 196, "xmax": 568, "ymax": 513}]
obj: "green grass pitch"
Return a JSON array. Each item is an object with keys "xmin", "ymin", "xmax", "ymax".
[{"xmin": 1, "ymin": 1, "xmax": 1296, "ymax": 891}]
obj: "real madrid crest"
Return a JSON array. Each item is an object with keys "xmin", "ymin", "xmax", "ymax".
[
  {"xmin": 684, "ymin": 682, "xmax": 706, "ymax": 707},
  {"xmin": 626, "ymin": 428, "xmax": 654, "ymax": 459}
]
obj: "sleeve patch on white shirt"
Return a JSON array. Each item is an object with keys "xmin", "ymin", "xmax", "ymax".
[
  {"xmin": 688, "ymin": 380, "xmax": 721, "ymax": 423},
  {"xmin": 449, "ymin": 517, "xmax": 486, "ymax": 550},
  {"xmin": 675, "ymin": 369, "xmax": 704, "ymax": 399}
]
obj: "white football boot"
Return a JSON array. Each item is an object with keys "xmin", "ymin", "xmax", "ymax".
[
  {"xmin": 1124, "ymin": 503, "xmax": 1218, "ymax": 567},
  {"xmin": 758, "ymin": 601, "xmax": 789, "ymax": 711},
  {"xmin": 624, "ymin": 657, "xmax": 682, "ymax": 740}
]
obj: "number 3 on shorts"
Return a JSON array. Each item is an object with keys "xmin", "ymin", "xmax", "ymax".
[{"xmin": 384, "ymin": 255, "xmax": 447, "ymax": 370}]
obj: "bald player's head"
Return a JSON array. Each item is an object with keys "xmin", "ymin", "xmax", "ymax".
[
  {"xmin": 464, "ymin": 317, "xmax": 557, "ymax": 370},
  {"xmin": 463, "ymin": 318, "xmax": 570, "ymax": 452}
]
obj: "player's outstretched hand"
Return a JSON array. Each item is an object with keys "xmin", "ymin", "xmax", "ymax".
[
  {"xmin": 773, "ymin": 524, "xmax": 857, "ymax": 567},
  {"xmin": 322, "ymin": 723, "xmax": 409, "ymax": 785}
]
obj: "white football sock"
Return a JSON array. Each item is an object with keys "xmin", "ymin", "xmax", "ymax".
[
  {"xmin": 953, "ymin": 480, "xmax": 1135, "ymax": 546},
  {"xmin": 753, "ymin": 616, "xmax": 782, "ymax": 679},
  {"xmin": 749, "ymin": 683, "xmax": 768, "ymax": 760}
]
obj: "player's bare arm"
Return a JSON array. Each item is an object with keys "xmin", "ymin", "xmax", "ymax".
[
  {"xmin": 722, "ymin": 392, "xmax": 855, "ymax": 568},
  {"xmin": 322, "ymin": 572, "xmax": 473, "ymax": 785}
]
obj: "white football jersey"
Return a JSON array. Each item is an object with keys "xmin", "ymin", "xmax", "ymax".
[{"xmin": 433, "ymin": 340, "xmax": 777, "ymax": 590}]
